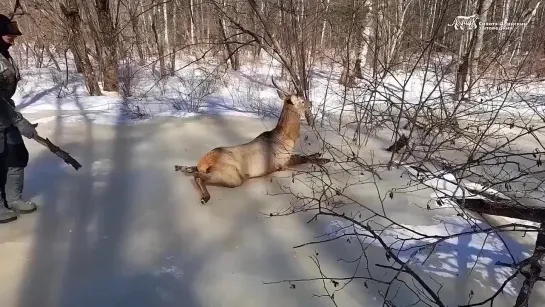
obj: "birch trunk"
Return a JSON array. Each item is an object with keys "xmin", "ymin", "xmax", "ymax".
[
  {"xmin": 169, "ymin": 1, "xmax": 177, "ymax": 75},
  {"xmin": 454, "ymin": 0, "xmax": 473, "ymax": 101},
  {"xmin": 509, "ymin": 0, "xmax": 542, "ymax": 65},
  {"xmin": 468, "ymin": 0, "xmax": 494, "ymax": 99},
  {"xmin": 499, "ymin": 0, "xmax": 512, "ymax": 42},
  {"xmin": 358, "ymin": 0, "xmax": 373, "ymax": 75},
  {"xmin": 163, "ymin": 0, "xmax": 169, "ymax": 70},
  {"xmin": 387, "ymin": 0, "xmax": 412, "ymax": 67},
  {"xmin": 319, "ymin": 0, "xmax": 330, "ymax": 49},
  {"xmin": 189, "ymin": 0, "xmax": 196, "ymax": 45}
]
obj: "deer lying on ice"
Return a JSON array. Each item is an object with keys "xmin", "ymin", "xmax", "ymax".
[{"xmin": 174, "ymin": 79, "xmax": 330, "ymax": 204}]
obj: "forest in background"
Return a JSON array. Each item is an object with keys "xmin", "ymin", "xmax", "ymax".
[{"xmin": 1, "ymin": 0, "xmax": 543, "ymax": 98}]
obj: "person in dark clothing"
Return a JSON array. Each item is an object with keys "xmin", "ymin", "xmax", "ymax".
[{"xmin": 0, "ymin": 14, "xmax": 39, "ymax": 223}]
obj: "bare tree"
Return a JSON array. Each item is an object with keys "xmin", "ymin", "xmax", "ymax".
[
  {"xmin": 60, "ymin": 0, "xmax": 101, "ymax": 95},
  {"xmin": 94, "ymin": 0, "xmax": 119, "ymax": 91}
]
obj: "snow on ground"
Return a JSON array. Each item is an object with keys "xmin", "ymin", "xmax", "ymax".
[
  {"xmin": 13, "ymin": 54, "xmax": 545, "ymax": 127},
  {"xmin": 325, "ymin": 214, "xmax": 531, "ymax": 296},
  {"xmin": 324, "ymin": 161, "xmax": 539, "ymax": 298}
]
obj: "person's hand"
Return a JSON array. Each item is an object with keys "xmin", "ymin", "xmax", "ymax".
[{"xmin": 15, "ymin": 118, "xmax": 38, "ymax": 139}]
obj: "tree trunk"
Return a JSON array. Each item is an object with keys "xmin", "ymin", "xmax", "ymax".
[
  {"xmin": 339, "ymin": 0, "xmax": 358, "ymax": 87},
  {"xmin": 514, "ymin": 223, "xmax": 545, "ymax": 307},
  {"xmin": 45, "ymin": 45, "xmax": 61, "ymax": 71},
  {"xmin": 162, "ymin": 0, "xmax": 170, "ymax": 72},
  {"xmin": 169, "ymin": 0, "xmax": 177, "ymax": 76},
  {"xmin": 95, "ymin": 0, "xmax": 119, "ymax": 92},
  {"xmin": 130, "ymin": 0, "xmax": 145, "ymax": 65},
  {"xmin": 218, "ymin": 0, "xmax": 240, "ymax": 70},
  {"xmin": 339, "ymin": 57, "xmax": 356, "ymax": 87},
  {"xmin": 218, "ymin": 17, "xmax": 239, "ymax": 70},
  {"xmin": 455, "ymin": 1, "xmax": 477, "ymax": 102},
  {"xmin": 509, "ymin": 0, "xmax": 542, "ymax": 66},
  {"xmin": 499, "ymin": 0, "xmax": 512, "ymax": 43},
  {"xmin": 357, "ymin": 0, "xmax": 373, "ymax": 77},
  {"xmin": 319, "ymin": 0, "xmax": 331, "ymax": 49},
  {"xmin": 468, "ymin": 0, "xmax": 494, "ymax": 99},
  {"xmin": 151, "ymin": 4, "xmax": 166, "ymax": 78},
  {"xmin": 189, "ymin": 0, "xmax": 196, "ymax": 45},
  {"xmin": 455, "ymin": 50, "xmax": 471, "ymax": 101},
  {"xmin": 60, "ymin": 0, "xmax": 101, "ymax": 96},
  {"xmin": 79, "ymin": 0, "xmax": 104, "ymax": 85}
]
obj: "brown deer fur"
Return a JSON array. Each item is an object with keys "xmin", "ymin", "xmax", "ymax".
[{"xmin": 174, "ymin": 86, "xmax": 330, "ymax": 204}]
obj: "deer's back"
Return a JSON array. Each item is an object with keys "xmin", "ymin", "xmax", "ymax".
[{"xmin": 199, "ymin": 130, "xmax": 296, "ymax": 178}]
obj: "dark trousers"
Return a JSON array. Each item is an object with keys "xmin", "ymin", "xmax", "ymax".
[{"xmin": 4, "ymin": 125, "xmax": 29, "ymax": 168}]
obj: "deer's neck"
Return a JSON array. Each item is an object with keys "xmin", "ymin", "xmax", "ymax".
[{"xmin": 274, "ymin": 104, "xmax": 301, "ymax": 141}]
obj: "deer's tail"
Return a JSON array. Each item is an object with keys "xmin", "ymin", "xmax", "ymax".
[{"xmin": 174, "ymin": 165, "xmax": 198, "ymax": 173}]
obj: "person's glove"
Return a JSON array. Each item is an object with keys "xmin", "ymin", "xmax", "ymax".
[{"xmin": 15, "ymin": 117, "xmax": 38, "ymax": 139}]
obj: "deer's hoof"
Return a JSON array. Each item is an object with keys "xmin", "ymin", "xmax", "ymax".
[
  {"xmin": 200, "ymin": 197, "xmax": 209, "ymax": 205},
  {"xmin": 174, "ymin": 165, "xmax": 182, "ymax": 171},
  {"xmin": 309, "ymin": 153, "xmax": 321, "ymax": 159},
  {"xmin": 318, "ymin": 158, "xmax": 331, "ymax": 165}
]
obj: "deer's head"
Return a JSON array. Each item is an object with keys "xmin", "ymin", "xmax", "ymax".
[{"xmin": 272, "ymin": 78, "xmax": 314, "ymax": 127}]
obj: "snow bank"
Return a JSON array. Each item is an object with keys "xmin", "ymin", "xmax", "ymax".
[{"xmin": 13, "ymin": 54, "xmax": 545, "ymax": 126}]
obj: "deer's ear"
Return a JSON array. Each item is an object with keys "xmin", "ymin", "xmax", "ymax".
[{"xmin": 276, "ymin": 89, "xmax": 286, "ymax": 100}]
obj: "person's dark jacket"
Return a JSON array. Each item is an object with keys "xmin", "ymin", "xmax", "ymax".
[{"xmin": 0, "ymin": 41, "xmax": 37, "ymax": 167}]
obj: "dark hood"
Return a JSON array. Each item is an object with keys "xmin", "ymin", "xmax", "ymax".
[
  {"xmin": 0, "ymin": 13, "xmax": 19, "ymax": 58},
  {"xmin": 0, "ymin": 14, "xmax": 23, "ymax": 36}
]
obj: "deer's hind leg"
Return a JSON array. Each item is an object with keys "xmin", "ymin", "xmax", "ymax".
[{"xmin": 193, "ymin": 164, "xmax": 246, "ymax": 204}]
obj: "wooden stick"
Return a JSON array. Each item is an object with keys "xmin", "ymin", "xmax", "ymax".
[{"xmin": 33, "ymin": 134, "xmax": 82, "ymax": 171}]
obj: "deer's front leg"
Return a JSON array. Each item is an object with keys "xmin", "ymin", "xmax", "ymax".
[{"xmin": 285, "ymin": 153, "xmax": 331, "ymax": 167}]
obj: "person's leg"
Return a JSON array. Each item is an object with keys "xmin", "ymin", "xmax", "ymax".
[
  {"xmin": 3, "ymin": 125, "xmax": 35, "ymax": 214},
  {"xmin": 0, "ymin": 128, "xmax": 18, "ymax": 223},
  {"xmin": 4, "ymin": 166, "xmax": 36, "ymax": 214},
  {"xmin": 0, "ymin": 165, "xmax": 18, "ymax": 223}
]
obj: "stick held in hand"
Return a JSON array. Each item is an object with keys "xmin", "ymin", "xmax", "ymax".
[
  {"xmin": 32, "ymin": 134, "xmax": 82, "ymax": 171},
  {"xmin": 28, "ymin": 123, "xmax": 82, "ymax": 171}
]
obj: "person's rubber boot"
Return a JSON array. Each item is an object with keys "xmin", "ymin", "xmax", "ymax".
[
  {"xmin": 5, "ymin": 167, "xmax": 36, "ymax": 214},
  {"xmin": 0, "ymin": 206, "xmax": 18, "ymax": 223},
  {"xmin": 0, "ymin": 185, "xmax": 19, "ymax": 223}
]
